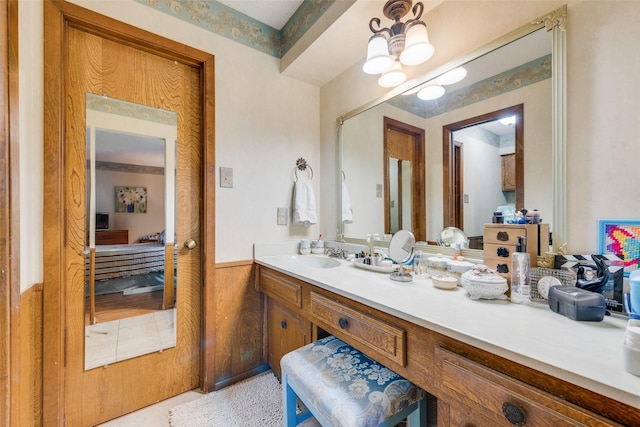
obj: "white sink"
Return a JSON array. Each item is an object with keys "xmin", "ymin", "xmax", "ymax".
[{"xmin": 291, "ymin": 255, "xmax": 341, "ymax": 269}]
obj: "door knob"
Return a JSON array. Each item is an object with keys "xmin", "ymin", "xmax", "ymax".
[{"xmin": 184, "ymin": 239, "xmax": 197, "ymax": 249}]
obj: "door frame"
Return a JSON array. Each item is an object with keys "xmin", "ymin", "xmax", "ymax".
[
  {"xmin": 42, "ymin": 1, "xmax": 216, "ymax": 423},
  {"xmin": 1, "ymin": 0, "xmax": 21, "ymax": 425},
  {"xmin": 442, "ymin": 104, "xmax": 524, "ymax": 229},
  {"xmin": 383, "ymin": 117, "xmax": 426, "ymax": 241}
]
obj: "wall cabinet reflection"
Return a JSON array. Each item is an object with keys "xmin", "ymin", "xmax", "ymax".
[{"xmin": 84, "ymin": 93, "xmax": 177, "ymax": 370}]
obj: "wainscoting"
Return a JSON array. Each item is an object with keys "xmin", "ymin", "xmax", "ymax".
[
  {"xmin": 212, "ymin": 261, "xmax": 268, "ymax": 389},
  {"xmin": 16, "ymin": 261, "xmax": 265, "ymax": 425},
  {"xmin": 19, "ymin": 284, "xmax": 43, "ymax": 426}
]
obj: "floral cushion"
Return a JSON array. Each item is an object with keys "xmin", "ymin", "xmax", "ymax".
[{"xmin": 281, "ymin": 335, "xmax": 424, "ymax": 427}]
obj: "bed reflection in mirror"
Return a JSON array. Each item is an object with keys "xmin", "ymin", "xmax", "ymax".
[{"xmin": 84, "ymin": 93, "xmax": 177, "ymax": 370}]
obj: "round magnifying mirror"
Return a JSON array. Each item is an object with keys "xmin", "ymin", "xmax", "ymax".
[{"xmin": 388, "ymin": 230, "xmax": 415, "ymax": 282}]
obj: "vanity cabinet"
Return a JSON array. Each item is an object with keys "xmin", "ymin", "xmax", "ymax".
[
  {"xmin": 434, "ymin": 347, "xmax": 619, "ymax": 426},
  {"xmin": 266, "ymin": 299, "xmax": 310, "ymax": 378},
  {"xmin": 309, "ymin": 291, "xmax": 407, "ymax": 367},
  {"xmin": 256, "ymin": 266, "xmax": 311, "ymax": 378},
  {"xmin": 255, "ymin": 264, "xmax": 637, "ymax": 426}
]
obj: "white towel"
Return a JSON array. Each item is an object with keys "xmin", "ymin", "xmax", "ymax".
[
  {"xmin": 342, "ymin": 181, "xmax": 353, "ymax": 223},
  {"xmin": 293, "ymin": 178, "xmax": 317, "ymax": 225}
]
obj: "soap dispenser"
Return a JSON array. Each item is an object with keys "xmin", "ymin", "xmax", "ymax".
[{"xmin": 511, "ymin": 236, "xmax": 531, "ymax": 304}]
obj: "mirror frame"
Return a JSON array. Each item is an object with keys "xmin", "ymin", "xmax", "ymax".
[{"xmin": 337, "ymin": 5, "xmax": 567, "ymax": 253}]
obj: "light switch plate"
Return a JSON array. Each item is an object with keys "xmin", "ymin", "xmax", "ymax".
[
  {"xmin": 376, "ymin": 184, "xmax": 382, "ymax": 198},
  {"xmin": 277, "ymin": 208, "xmax": 288, "ymax": 225},
  {"xmin": 220, "ymin": 167, "xmax": 233, "ymax": 188}
]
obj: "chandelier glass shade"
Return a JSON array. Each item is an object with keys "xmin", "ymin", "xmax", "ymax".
[
  {"xmin": 378, "ymin": 61, "xmax": 407, "ymax": 87},
  {"xmin": 362, "ymin": 0, "xmax": 434, "ymax": 87},
  {"xmin": 399, "ymin": 22, "xmax": 434, "ymax": 66}
]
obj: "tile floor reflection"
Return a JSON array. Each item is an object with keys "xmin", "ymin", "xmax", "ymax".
[{"xmin": 85, "ymin": 308, "xmax": 176, "ymax": 370}]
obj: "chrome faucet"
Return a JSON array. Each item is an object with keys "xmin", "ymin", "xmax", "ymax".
[{"xmin": 325, "ymin": 247, "xmax": 349, "ymax": 259}]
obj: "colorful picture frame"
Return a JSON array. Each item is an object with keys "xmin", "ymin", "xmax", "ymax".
[
  {"xmin": 598, "ymin": 219, "xmax": 640, "ymax": 277},
  {"xmin": 115, "ymin": 186, "xmax": 147, "ymax": 213}
]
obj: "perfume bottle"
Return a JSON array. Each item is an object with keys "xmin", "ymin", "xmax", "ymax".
[{"xmin": 511, "ymin": 236, "xmax": 531, "ymax": 304}]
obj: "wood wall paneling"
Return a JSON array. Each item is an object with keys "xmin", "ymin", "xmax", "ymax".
[
  {"xmin": 19, "ymin": 285, "xmax": 43, "ymax": 427},
  {"xmin": 213, "ymin": 261, "xmax": 267, "ymax": 389}
]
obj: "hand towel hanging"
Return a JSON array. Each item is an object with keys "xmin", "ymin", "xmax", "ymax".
[
  {"xmin": 293, "ymin": 177, "xmax": 317, "ymax": 225},
  {"xmin": 342, "ymin": 181, "xmax": 353, "ymax": 223}
]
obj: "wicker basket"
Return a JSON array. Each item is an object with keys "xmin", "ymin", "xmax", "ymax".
[{"xmin": 530, "ymin": 267, "xmax": 577, "ymax": 302}]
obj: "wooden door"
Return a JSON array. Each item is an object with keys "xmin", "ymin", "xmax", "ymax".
[
  {"xmin": 43, "ymin": 2, "xmax": 215, "ymax": 425},
  {"xmin": 383, "ymin": 117, "xmax": 426, "ymax": 241}
]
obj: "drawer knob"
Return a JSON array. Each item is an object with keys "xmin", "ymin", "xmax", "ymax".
[
  {"xmin": 502, "ymin": 402, "xmax": 526, "ymax": 426},
  {"xmin": 280, "ymin": 320, "xmax": 287, "ymax": 329},
  {"xmin": 338, "ymin": 317, "xmax": 348, "ymax": 329},
  {"xmin": 496, "ymin": 263, "xmax": 509, "ymax": 273}
]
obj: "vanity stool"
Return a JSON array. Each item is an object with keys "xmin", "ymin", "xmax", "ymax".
[{"xmin": 281, "ymin": 335, "xmax": 427, "ymax": 427}]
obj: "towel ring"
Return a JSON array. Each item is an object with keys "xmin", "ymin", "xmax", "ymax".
[{"xmin": 295, "ymin": 158, "xmax": 313, "ymax": 181}]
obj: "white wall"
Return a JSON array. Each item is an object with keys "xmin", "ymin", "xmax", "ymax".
[
  {"xmin": 322, "ymin": 1, "xmax": 640, "ymax": 256},
  {"xmin": 454, "ymin": 131, "xmax": 505, "ymax": 238},
  {"xmin": 18, "ymin": 0, "xmax": 640, "ymax": 289},
  {"xmin": 18, "ymin": 0, "xmax": 322, "ymax": 290},
  {"xmin": 94, "ymin": 170, "xmax": 165, "ymax": 243}
]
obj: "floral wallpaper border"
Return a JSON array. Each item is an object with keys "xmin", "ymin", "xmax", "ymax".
[
  {"xmin": 135, "ymin": 0, "xmax": 335, "ymax": 58},
  {"xmin": 388, "ymin": 54, "xmax": 552, "ymax": 119}
]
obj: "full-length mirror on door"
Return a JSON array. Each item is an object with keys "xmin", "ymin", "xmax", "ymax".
[{"xmin": 84, "ymin": 93, "xmax": 177, "ymax": 370}]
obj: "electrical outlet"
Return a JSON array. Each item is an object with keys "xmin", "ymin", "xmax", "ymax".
[
  {"xmin": 464, "ymin": 194, "xmax": 469, "ymax": 203},
  {"xmin": 277, "ymin": 208, "xmax": 288, "ymax": 225},
  {"xmin": 220, "ymin": 167, "xmax": 233, "ymax": 188}
]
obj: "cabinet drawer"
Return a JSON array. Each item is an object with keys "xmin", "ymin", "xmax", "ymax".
[
  {"xmin": 258, "ymin": 268, "xmax": 303, "ymax": 308},
  {"xmin": 483, "ymin": 242, "xmax": 515, "ymax": 283},
  {"xmin": 436, "ymin": 347, "xmax": 620, "ymax": 426},
  {"xmin": 310, "ymin": 292, "xmax": 406, "ymax": 366},
  {"xmin": 483, "ymin": 243, "xmax": 516, "ymax": 261},
  {"xmin": 483, "ymin": 225, "xmax": 526, "ymax": 245}
]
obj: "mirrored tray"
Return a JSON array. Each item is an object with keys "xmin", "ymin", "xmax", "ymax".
[{"xmin": 351, "ymin": 258, "xmax": 397, "ymax": 274}]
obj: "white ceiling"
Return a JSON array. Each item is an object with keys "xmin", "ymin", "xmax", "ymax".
[
  {"xmin": 216, "ymin": 0, "xmax": 304, "ymax": 30},
  {"xmin": 216, "ymin": 0, "xmax": 444, "ymax": 87}
]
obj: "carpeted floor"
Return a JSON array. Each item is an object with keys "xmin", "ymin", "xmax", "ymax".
[{"xmin": 169, "ymin": 372, "xmax": 301, "ymax": 427}]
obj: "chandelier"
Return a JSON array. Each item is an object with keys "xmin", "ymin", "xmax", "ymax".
[{"xmin": 362, "ymin": 0, "xmax": 434, "ymax": 87}]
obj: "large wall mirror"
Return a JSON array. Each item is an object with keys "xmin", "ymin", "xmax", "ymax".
[
  {"xmin": 84, "ymin": 93, "xmax": 177, "ymax": 370},
  {"xmin": 339, "ymin": 5, "xmax": 566, "ymax": 254}
]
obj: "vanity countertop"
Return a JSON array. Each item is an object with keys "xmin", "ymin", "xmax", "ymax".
[{"xmin": 253, "ymin": 241, "xmax": 640, "ymax": 409}]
